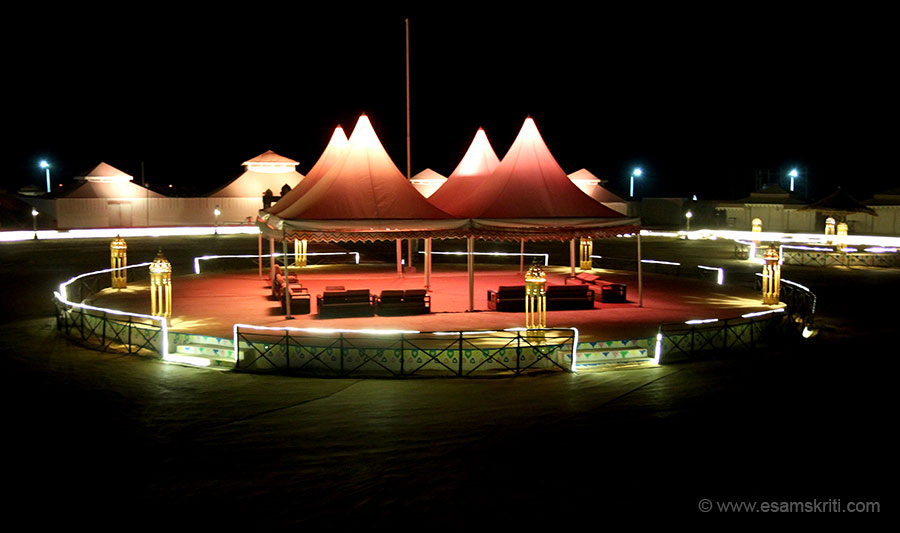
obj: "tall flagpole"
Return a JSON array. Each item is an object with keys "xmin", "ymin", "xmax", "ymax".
[{"xmin": 405, "ymin": 18, "xmax": 411, "ymax": 180}]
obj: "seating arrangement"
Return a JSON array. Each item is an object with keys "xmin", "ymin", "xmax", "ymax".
[
  {"xmin": 545, "ymin": 284, "xmax": 595, "ymax": 310},
  {"xmin": 375, "ymin": 289, "xmax": 431, "ymax": 316},
  {"xmin": 272, "ymin": 268, "xmax": 310, "ymax": 315},
  {"xmin": 316, "ymin": 289, "xmax": 376, "ymax": 318},
  {"xmin": 487, "ymin": 284, "xmax": 595, "ymax": 312},
  {"xmin": 564, "ymin": 271, "xmax": 628, "ymax": 303}
]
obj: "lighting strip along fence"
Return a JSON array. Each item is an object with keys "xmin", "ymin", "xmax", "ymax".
[
  {"xmin": 419, "ymin": 250, "xmax": 550, "ymax": 265},
  {"xmin": 232, "ymin": 325, "xmax": 578, "ymax": 377},
  {"xmin": 589, "ymin": 255, "xmax": 724, "ymax": 284},
  {"xmin": 55, "ymin": 263, "xmax": 168, "ymax": 358},
  {"xmin": 656, "ymin": 278, "xmax": 817, "ymax": 363},
  {"xmin": 193, "ymin": 252, "xmax": 360, "ymax": 274}
]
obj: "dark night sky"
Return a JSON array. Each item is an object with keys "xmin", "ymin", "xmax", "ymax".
[{"xmin": 4, "ymin": 4, "xmax": 892, "ymax": 202}]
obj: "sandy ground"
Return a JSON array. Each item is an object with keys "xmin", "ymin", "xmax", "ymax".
[{"xmin": 1, "ymin": 235, "xmax": 895, "ymax": 525}]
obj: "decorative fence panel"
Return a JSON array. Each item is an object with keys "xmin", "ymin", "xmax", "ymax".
[{"xmin": 234, "ymin": 327, "xmax": 577, "ymax": 377}]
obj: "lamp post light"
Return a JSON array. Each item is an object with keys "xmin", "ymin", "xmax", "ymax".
[
  {"xmin": 31, "ymin": 208, "xmax": 38, "ymax": 238},
  {"xmin": 630, "ymin": 167, "xmax": 642, "ymax": 198},
  {"xmin": 40, "ymin": 161, "xmax": 51, "ymax": 193},
  {"xmin": 685, "ymin": 210, "xmax": 693, "ymax": 231},
  {"xmin": 213, "ymin": 205, "xmax": 221, "ymax": 234},
  {"xmin": 788, "ymin": 168, "xmax": 798, "ymax": 192}
]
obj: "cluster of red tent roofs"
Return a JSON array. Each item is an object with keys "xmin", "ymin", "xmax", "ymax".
[{"xmin": 258, "ymin": 115, "xmax": 640, "ymax": 243}]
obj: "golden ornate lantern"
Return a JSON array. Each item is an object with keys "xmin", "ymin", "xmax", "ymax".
[
  {"xmin": 751, "ymin": 218, "xmax": 763, "ymax": 233},
  {"xmin": 110, "ymin": 235, "xmax": 127, "ymax": 289},
  {"xmin": 836, "ymin": 222, "xmax": 848, "ymax": 250},
  {"xmin": 525, "ymin": 261, "xmax": 547, "ymax": 329},
  {"xmin": 824, "ymin": 217, "xmax": 836, "ymax": 236},
  {"xmin": 293, "ymin": 238, "xmax": 308, "ymax": 267},
  {"xmin": 149, "ymin": 250, "xmax": 172, "ymax": 318},
  {"xmin": 761, "ymin": 245, "xmax": 781, "ymax": 305},
  {"xmin": 579, "ymin": 238, "xmax": 593, "ymax": 271}
]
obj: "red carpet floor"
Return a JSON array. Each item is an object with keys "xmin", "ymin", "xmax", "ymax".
[{"xmin": 93, "ymin": 264, "xmax": 778, "ymax": 342}]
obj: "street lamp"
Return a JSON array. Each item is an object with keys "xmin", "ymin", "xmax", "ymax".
[
  {"xmin": 40, "ymin": 160, "xmax": 51, "ymax": 193},
  {"xmin": 31, "ymin": 208, "xmax": 39, "ymax": 238},
  {"xmin": 788, "ymin": 168, "xmax": 799, "ymax": 192},
  {"xmin": 214, "ymin": 205, "xmax": 221, "ymax": 234},
  {"xmin": 630, "ymin": 167, "xmax": 642, "ymax": 197},
  {"xmin": 685, "ymin": 210, "xmax": 693, "ymax": 231}
]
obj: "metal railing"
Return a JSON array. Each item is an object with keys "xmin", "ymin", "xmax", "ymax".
[
  {"xmin": 57, "ymin": 305, "xmax": 163, "ymax": 356},
  {"xmin": 233, "ymin": 325, "xmax": 577, "ymax": 377},
  {"xmin": 657, "ymin": 278, "xmax": 816, "ymax": 363}
]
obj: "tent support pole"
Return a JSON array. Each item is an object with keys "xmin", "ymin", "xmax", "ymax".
[
  {"xmin": 269, "ymin": 238, "xmax": 276, "ymax": 287},
  {"xmin": 396, "ymin": 239, "xmax": 403, "ymax": 278},
  {"xmin": 258, "ymin": 232, "xmax": 263, "ymax": 278},
  {"xmin": 520, "ymin": 238, "xmax": 525, "ymax": 273},
  {"xmin": 282, "ymin": 236, "xmax": 293, "ymax": 319},
  {"xmin": 425, "ymin": 238, "xmax": 432, "ymax": 291},
  {"xmin": 569, "ymin": 238, "xmax": 576, "ymax": 277},
  {"xmin": 467, "ymin": 236, "xmax": 475, "ymax": 312},
  {"xmin": 637, "ymin": 230, "xmax": 643, "ymax": 307},
  {"xmin": 408, "ymin": 239, "xmax": 413, "ymax": 271}
]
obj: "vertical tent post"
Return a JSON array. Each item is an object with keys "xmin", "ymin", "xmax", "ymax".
[
  {"xmin": 569, "ymin": 238, "xmax": 576, "ymax": 278},
  {"xmin": 520, "ymin": 238, "xmax": 525, "ymax": 273},
  {"xmin": 637, "ymin": 231, "xmax": 643, "ymax": 307},
  {"xmin": 396, "ymin": 239, "xmax": 403, "ymax": 278},
  {"xmin": 425, "ymin": 237, "xmax": 432, "ymax": 291},
  {"xmin": 467, "ymin": 236, "xmax": 475, "ymax": 312},
  {"xmin": 258, "ymin": 232, "xmax": 263, "ymax": 278},
  {"xmin": 408, "ymin": 239, "xmax": 413, "ymax": 270},
  {"xmin": 282, "ymin": 236, "xmax": 293, "ymax": 319},
  {"xmin": 269, "ymin": 238, "xmax": 276, "ymax": 287}
]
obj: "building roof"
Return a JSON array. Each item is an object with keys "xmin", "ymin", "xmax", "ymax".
[
  {"xmin": 799, "ymin": 187, "xmax": 878, "ymax": 216},
  {"xmin": 210, "ymin": 150, "xmax": 303, "ymax": 198}
]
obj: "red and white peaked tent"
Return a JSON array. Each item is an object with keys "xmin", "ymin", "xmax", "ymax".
[
  {"xmin": 428, "ymin": 127, "xmax": 500, "ymax": 214},
  {"xmin": 457, "ymin": 117, "xmax": 625, "ymax": 220},
  {"xmin": 261, "ymin": 115, "xmax": 463, "ymax": 239}
]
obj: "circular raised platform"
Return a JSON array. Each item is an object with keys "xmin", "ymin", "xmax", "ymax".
[{"xmin": 91, "ymin": 263, "xmax": 776, "ymax": 343}]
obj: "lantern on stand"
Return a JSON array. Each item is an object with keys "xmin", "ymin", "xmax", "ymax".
[
  {"xmin": 836, "ymin": 222, "xmax": 848, "ymax": 250},
  {"xmin": 294, "ymin": 239, "xmax": 308, "ymax": 267},
  {"xmin": 525, "ymin": 261, "xmax": 546, "ymax": 330},
  {"xmin": 150, "ymin": 250, "xmax": 172, "ymax": 318},
  {"xmin": 579, "ymin": 238, "xmax": 593, "ymax": 271},
  {"xmin": 761, "ymin": 246, "xmax": 781, "ymax": 305},
  {"xmin": 110, "ymin": 236, "xmax": 127, "ymax": 289},
  {"xmin": 751, "ymin": 218, "xmax": 763, "ymax": 234},
  {"xmin": 824, "ymin": 217, "xmax": 836, "ymax": 236}
]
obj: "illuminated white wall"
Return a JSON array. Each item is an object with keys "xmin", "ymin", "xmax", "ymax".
[{"xmin": 56, "ymin": 197, "xmax": 266, "ymax": 229}]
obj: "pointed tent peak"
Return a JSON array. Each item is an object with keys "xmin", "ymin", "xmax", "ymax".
[
  {"xmin": 266, "ymin": 126, "xmax": 349, "ymax": 215},
  {"xmin": 448, "ymin": 127, "xmax": 501, "ymax": 179},
  {"xmin": 445, "ymin": 116, "xmax": 624, "ymax": 219},
  {"xmin": 83, "ymin": 162, "xmax": 133, "ymax": 183}
]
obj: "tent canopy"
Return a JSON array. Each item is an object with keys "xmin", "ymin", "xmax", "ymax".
[
  {"xmin": 268, "ymin": 126, "xmax": 350, "ymax": 216},
  {"xmin": 428, "ymin": 127, "xmax": 500, "ymax": 214},
  {"xmin": 258, "ymin": 115, "xmax": 639, "ymax": 243},
  {"xmin": 65, "ymin": 162, "xmax": 163, "ymax": 198},
  {"xmin": 272, "ymin": 115, "xmax": 452, "ymax": 221},
  {"xmin": 435, "ymin": 118, "xmax": 624, "ymax": 219}
]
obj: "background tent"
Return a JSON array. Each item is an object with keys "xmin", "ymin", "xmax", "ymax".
[
  {"xmin": 410, "ymin": 169, "xmax": 447, "ymax": 198},
  {"xmin": 568, "ymin": 169, "xmax": 628, "ymax": 215}
]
